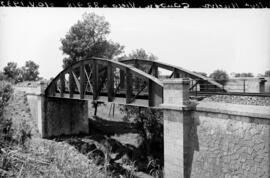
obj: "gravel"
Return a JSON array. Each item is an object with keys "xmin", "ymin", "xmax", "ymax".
[{"xmin": 202, "ymin": 95, "xmax": 270, "ymax": 106}]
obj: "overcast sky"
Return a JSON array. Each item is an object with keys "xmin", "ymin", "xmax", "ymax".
[{"xmin": 0, "ymin": 8, "xmax": 270, "ymax": 79}]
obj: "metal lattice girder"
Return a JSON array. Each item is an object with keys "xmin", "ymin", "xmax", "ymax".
[
  {"xmin": 44, "ymin": 57, "xmax": 164, "ymax": 107},
  {"xmin": 120, "ymin": 58, "xmax": 226, "ymax": 92}
]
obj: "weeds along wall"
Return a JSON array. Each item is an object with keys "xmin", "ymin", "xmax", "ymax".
[{"xmin": 187, "ymin": 102, "xmax": 270, "ymax": 178}]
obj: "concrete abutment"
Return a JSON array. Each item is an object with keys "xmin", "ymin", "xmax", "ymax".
[
  {"xmin": 28, "ymin": 81, "xmax": 89, "ymax": 138},
  {"xmin": 33, "ymin": 95, "xmax": 89, "ymax": 138},
  {"xmin": 43, "ymin": 97, "xmax": 89, "ymax": 137}
]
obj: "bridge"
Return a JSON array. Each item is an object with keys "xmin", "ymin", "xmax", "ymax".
[
  {"xmin": 29, "ymin": 56, "xmax": 270, "ymax": 178},
  {"xmin": 45, "ymin": 57, "xmax": 226, "ymax": 108},
  {"xmin": 36, "ymin": 57, "xmax": 230, "ymax": 178},
  {"xmin": 22, "ymin": 56, "xmax": 270, "ymax": 178}
]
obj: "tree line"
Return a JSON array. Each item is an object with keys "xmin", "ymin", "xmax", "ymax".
[
  {"xmin": 195, "ymin": 70, "xmax": 270, "ymax": 85},
  {"xmin": 0, "ymin": 60, "xmax": 40, "ymax": 83}
]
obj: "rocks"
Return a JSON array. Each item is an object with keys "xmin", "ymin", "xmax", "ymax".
[{"xmin": 203, "ymin": 95, "xmax": 270, "ymax": 106}]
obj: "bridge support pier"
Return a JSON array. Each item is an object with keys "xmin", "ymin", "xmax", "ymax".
[
  {"xmin": 160, "ymin": 79, "xmax": 195, "ymax": 178},
  {"xmin": 36, "ymin": 95, "xmax": 89, "ymax": 138}
]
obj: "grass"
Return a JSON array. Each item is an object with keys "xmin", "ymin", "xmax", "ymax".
[
  {"xmin": 0, "ymin": 87, "xmax": 109, "ymax": 178},
  {"xmin": 1, "ymin": 138, "xmax": 107, "ymax": 178}
]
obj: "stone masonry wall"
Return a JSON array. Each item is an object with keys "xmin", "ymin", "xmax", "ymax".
[{"xmin": 189, "ymin": 102, "xmax": 270, "ymax": 178}]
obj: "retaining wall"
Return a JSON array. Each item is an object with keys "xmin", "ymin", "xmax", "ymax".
[{"xmin": 187, "ymin": 102, "xmax": 270, "ymax": 178}]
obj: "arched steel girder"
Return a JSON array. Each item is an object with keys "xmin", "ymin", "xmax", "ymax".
[
  {"xmin": 45, "ymin": 57, "xmax": 163, "ymax": 107},
  {"xmin": 120, "ymin": 58, "xmax": 227, "ymax": 92}
]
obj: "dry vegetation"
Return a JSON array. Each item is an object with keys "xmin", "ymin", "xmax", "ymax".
[{"xmin": 0, "ymin": 82, "xmax": 108, "ymax": 178}]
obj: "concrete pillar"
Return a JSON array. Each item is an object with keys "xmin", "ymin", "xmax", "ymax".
[
  {"xmin": 160, "ymin": 78, "xmax": 194, "ymax": 178},
  {"xmin": 38, "ymin": 80, "xmax": 47, "ymax": 94},
  {"xmin": 36, "ymin": 95, "xmax": 46, "ymax": 137}
]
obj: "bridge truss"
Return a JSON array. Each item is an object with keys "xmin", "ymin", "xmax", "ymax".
[
  {"xmin": 45, "ymin": 57, "xmax": 163, "ymax": 107},
  {"xmin": 120, "ymin": 59, "xmax": 227, "ymax": 92}
]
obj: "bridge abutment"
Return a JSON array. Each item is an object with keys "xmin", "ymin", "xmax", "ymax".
[
  {"xmin": 36, "ymin": 96, "xmax": 89, "ymax": 138},
  {"xmin": 32, "ymin": 82, "xmax": 89, "ymax": 138},
  {"xmin": 43, "ymin": 97, "xmax": 89, "ymax": 137},
  {"xmin": 160, "ymin": 79, "xmax": 195, "ymax": 178}
]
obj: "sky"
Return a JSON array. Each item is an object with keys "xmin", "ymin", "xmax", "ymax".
[{"xmin": 0, "ymin": 8, "xmax": 270, "ymax": 79}]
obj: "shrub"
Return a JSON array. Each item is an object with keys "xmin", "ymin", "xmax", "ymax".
[
  {"xmin": 0, "ymin": 81, "xmax": 32, "ymax": 146},
  {"xmin": 120, "ymin": 106, "xmax": 163, "ymax": 164},
  {"xmin": 0, "ymin": 81, "xmax": 14, "ymax": 143},
  {"xmin": 264, "ymin": 70, "xmax": 270, "ymax": 77},
  {"xmin": 209, "ymin": 69, "xmax": 229, "ymax": 85},
  {"xmin": 147, "ymin": 158, "xmax": 163, "ymax": 178}
]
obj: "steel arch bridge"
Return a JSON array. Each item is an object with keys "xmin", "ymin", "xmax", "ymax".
[
  {"xmin": 120, "ymin": 58, "xmax": 227, "ymax": 92},
  {"xmin": 45, "ymin": 57, "xmax": 163, "ymax": 107}
]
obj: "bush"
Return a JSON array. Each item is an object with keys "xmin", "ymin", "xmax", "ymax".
[
  {"xmin": 209, "ymin": 69, "xmax": 229, "ymax": 85},
  {"xmin": 265, "ymin": 70, "xmax": 270, "ymax": 77},
  {"xmin": 120, "ymin": 106, "xmax": 163, "ymax": 165},
  {"xmin": 0, "ymin": 81, "xmax": 14, "ymax": 143},
  {"xmin": 0, "ymin": 81, "xmax": 13, "ymax": 108},
  {"xmin": 0, "ymin": 81, "xmax": 32, "ymax": 146}
]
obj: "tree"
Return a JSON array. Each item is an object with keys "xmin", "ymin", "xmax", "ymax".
[
  {"xmin": 60, "ymin": 12, "xmax": 124, "ymax": 68},
  {"xmin": 209, "ymin": 69, "xmax": 229, "ymax": 85},
  {"xmin": 264, "ymin": 70, "xmax": 270, "ymax": 77},
  {"xmin": 120, "ymin": 106, "xmax": 163, "ymax": 164},
  {"xmin": 234, "ymin": 72, "xmax": 254, "ymax": 77},
  {"xmin": 246, "ymin": 73, "xmax": 254, "ymax": 77},
  {"xmin": 0, "ymin": 72, "xmax": 7, "ymax": 81},
  {"xmin": 127, "ymin": 48, "xmax": 158, "ymax": 61},
  {"xmin": 21, "ymin": 60, "xmax": 40, "ymax": 81},
  {"xmin": 3, "ymin": 62, "xmax": 22, "ymax": 83},
  {"xmin": 124, "ymin": 48, "xmax": 159, "ymax": 75}
]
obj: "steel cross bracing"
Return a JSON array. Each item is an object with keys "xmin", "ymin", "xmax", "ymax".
[{"xmin": 45, "ymin": 57, "xmax": 163, "ymax": 107}]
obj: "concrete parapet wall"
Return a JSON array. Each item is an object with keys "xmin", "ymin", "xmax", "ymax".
[{"xmin": 189, "ymin": 102, "xmax": 270, "ymax": 178}]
